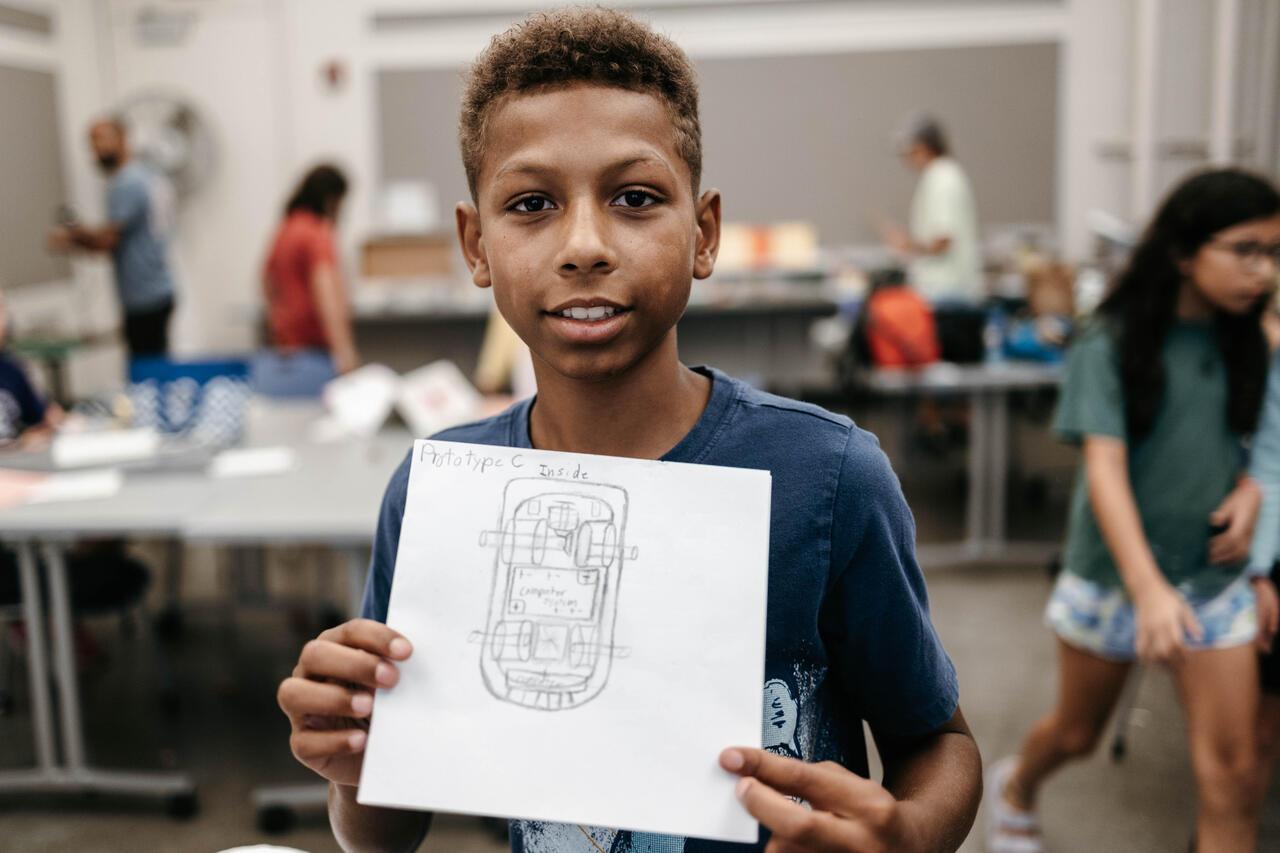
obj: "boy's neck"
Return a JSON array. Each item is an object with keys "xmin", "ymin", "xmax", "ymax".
[{"xmin": 527, "ymin": 336, "xmax": 711, "ymax": 459}]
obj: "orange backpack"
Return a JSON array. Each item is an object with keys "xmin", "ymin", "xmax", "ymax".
[{"xmin": 863, "ymin": 286, "xmax": 941, "ymax": 368}]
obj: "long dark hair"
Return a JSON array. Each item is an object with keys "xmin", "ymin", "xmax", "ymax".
[
  {"xmin": 285, "ymin": 164, "xmax": 348, "ymax": 218},
  {"xmin": 1099, "ymin": 168, "xmax": 1279, "ymax": 439}
]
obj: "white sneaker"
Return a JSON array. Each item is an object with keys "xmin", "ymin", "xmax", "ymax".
[{"xmin": 984, "ymin": 756, "xmax": 1045, "ymax": 853}]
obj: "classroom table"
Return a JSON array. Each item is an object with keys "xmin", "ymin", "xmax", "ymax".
[
  {"xmin": 184, "ymin": 423, "xmax": 411, "ymax": 832},
  {"xmin": 860, "ymin": 360, "xmax": 1064, "ymax": 567},
  {"xmin": 0, "ymin": 400, "xmax": 411, "ymax": 820},
  {"xmin": 0, "ymin": 472, "xmax": 206, "ymax": 813}
]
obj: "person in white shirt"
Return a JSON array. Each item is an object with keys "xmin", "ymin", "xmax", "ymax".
[{"xmin": 882, "ymin": 114, "xmax": 983, "ymax": 303}]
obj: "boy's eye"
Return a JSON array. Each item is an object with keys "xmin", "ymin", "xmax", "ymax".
[
  {"xmin": 511, "ymin": 196, "xmax": 555, "ymax": 213},
  {"xmin": 611, "ymin": 190, "xmax": 659, "ymax": 209}
]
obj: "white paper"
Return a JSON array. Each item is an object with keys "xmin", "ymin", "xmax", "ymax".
[
  {"xmin": 323, "ymin": 364, "xmax": 402, "ymax": 437},
  {"xmin": 27, "ymin": 469, "xmax": 124, "ymax": 504},
  {"xmin": 208, "ymin": 446, "xmax": 297, "ymax": 479},
  {"xmin": 51, "ymin": 428, "xmax": 160, "ymax": 468},
  {"xmin": 395, "ymin": 360, "xmax": 482, "ymax": 439},
  {"xmin": 359, "ymin": 440, "xmax": 771, "ymax": 843}
]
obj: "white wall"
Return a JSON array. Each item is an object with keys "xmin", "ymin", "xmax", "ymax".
[
  {"xmin": 1060, "ymin": 0, "xmax": 1280, "ymax": 259},
  {"xmin": 0, "ymin": 0, "xmax": 125, "ymax": 394}
]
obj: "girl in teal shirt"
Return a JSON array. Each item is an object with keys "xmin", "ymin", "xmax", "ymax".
[{"xmin": 988, "ymin": 169, "xmax": 1280, "ymax": 853}]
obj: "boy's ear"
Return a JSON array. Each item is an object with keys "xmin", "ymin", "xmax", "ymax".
[
  {"xmin": 692, "ymin": 189, "xmax": 721, "ymax": 281},
  {"xmin": 456, "ymin": 201, "xmax": 492, "ymax": 289}
]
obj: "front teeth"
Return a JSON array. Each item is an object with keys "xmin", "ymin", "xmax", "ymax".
[{"xmin": 561, "ymin": 306, "xmax": 618, "ymax": 320}]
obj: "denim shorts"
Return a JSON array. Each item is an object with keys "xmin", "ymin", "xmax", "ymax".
[{"xmin": 1045, "ymin": 571, "xmax": 1257, "ymax": 662}]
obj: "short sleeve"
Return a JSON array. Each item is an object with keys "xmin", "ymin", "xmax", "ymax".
[
  {"xmin": 1054, "ymin": 323, "xmax": 1126, "ymax": 444},
  {"xmin": 917, "ymin": 169, "xmax": 963, "ymax": 240},
  {"xmin": 1248, "ymin": 351, "xmax": 1280, "ymax": 573},
  {"xmin": 821, "ymin": 430, "xmax": 959, "ymax": 737},
  {"xmin": 305, "ymin": 219, "xmax": 338, "ymax": 269},
  {"xmin": 360, "ymin": 452, "xmax": 411, "ymax": 623},
  {"xmin": 0, "ymin": 357, "xmax": 46, "ymax": 429},
  {"xmin": 107, "ymin": 177, "xmax": 148, "ymax": 231}
]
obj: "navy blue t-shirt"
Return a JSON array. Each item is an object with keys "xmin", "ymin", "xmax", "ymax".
[
  {"xmin": 361, "ymin": 367, "xmax": 958, "ymax": 853},
  {"xmin": 0, "ymin": 353, "xmax": 46, "ymax": 442}
]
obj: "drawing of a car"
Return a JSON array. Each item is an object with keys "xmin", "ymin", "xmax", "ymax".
[{"xmin": 477, "ymin": 478, "xmax": 634, "ymax": 710}]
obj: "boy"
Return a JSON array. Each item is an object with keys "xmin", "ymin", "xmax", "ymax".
[{"xmin": 277, "ymin": 9, "xmax": 981, "ymax": 852}]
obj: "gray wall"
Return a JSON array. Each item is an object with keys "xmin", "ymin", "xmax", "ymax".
[
  {"xmin": 378, "ymin": 42, "xmax": 1059, "ymax": 244},
  {"xmin": 0, "ymin": 63, "xmax": 70, "ymax": 288}
]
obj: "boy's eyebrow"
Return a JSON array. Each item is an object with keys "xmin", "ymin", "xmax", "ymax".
[{"xmin": 491, "ymin": 152, "xmax": 677, "ymax": 184}]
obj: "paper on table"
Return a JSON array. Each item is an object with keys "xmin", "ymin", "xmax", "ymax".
[
  {"xmin": 208, "ymin": 446, "xmax": 297, "ymax": 478},
  {"xmin": 395, "ymin": 360, "xmax": 482, "ymax": 439},
  {"xmin": 51, "ymin": 428, "xmax": 160, "ymax": 468},
  {"xmin": 27, "ymin": 469, "xmax": 124, "ymax": 504},
  {"xmin": 323, "ymin": 364, "xmax": 402, "ymax": 437},
  {"xmin": 358, "ymin": 440, "xmax": 771, "ymax": 843}
]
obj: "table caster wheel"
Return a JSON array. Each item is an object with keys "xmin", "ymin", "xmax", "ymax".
[
  {"xmin": 167, "ymin": 791, "xmax": 198, "ymax": 819},
  {"xmin": 258, "ymin": 804, "xmax": 296, "ymax": 834}
]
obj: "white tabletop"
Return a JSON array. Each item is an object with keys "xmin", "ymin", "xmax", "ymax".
[
  {"xmin": 185, "ymin": 431, "xmax": 410, "ymax": 545},
  {"xmin": 862, "ymin": 360, "xmax": 1063, "ymax": 394},
  {"xmin": 0, "ymin": 399, "xmax": 413, "ymax": 545}
]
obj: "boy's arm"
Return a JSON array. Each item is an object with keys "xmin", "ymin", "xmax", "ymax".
[
  {"xmin": 329, "ymin": 782, "xmax": 430, "ymax": 853},
  {"xmin": 720, "ymin": 707, "xmax": 979, "ymax": 853},
  {"xmin": 874, "ymin": 707, "xmax": 981, "ymax": 853}
]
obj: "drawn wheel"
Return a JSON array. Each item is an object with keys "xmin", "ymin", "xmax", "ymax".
[
  {"xmin": 501, "ymin": 519, "xmax": 548, "ymax": 565},
  {"xmin": 574, "ymin": 521, "xmax": 617, "ymax": 568},
  {"xmin": 491, "ymin": 620, "xmax": 534, "ymax": 662},
  {"xmin": 569, "ymin": 624, "xmax": 599, "ymax": 669}
]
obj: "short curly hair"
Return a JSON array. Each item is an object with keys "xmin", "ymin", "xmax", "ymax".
[{"xmin": 459, "ymin": 6, "xmax": 702, "ymax": 200}]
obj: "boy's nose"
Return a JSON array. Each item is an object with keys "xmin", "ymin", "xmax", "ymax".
[{"xmin": 556, "ymin": 204, "xmax": 618, "ymax": 275}]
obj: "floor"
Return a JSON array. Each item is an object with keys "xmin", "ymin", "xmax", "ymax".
[{"xmin": 1, "ymin": 395, "xmax": 1277, "ymax": 852}]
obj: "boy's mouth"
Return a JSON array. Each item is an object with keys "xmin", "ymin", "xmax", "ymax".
[{"xmin": 543, "ymin": 298, "xmax": 633, "ymax": 344}]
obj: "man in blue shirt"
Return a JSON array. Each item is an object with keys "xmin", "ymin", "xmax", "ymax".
[
  {"xmin": 49, "ymin": 117, "xmax": 177, "ymax": 357},
  {"xmin": 276, "ymin": 9, "xmax": 980, "ymax": 852}
]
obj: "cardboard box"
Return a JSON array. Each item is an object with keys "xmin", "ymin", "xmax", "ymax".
[{"xmin": 361, "ymin": 234, "xmax": 456, "ymax": 278}]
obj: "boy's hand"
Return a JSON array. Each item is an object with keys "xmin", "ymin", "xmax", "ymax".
[
  {"xmin": 1208, "ymin": 478, "xmax": 1261, "ymax": 566},
  {"xmin": 277, "ymin": 619, "xmax": 412, "ymax": 788},
  {"xmin": 720, "ymin": 747, "xmax": 918, "ymax": 853},
  {"xmin": 1253, "ymin": 576, "xmax": 1280, "ymax": 652}
]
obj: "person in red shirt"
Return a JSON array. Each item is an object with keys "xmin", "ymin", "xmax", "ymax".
[{"xmin": 263, "ymin": 165, "xmax": 359, "ymax": 375}]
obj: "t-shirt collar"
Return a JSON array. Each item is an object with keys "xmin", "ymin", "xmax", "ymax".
[{"xmin": 507, "ymin": 365, "xmax": 738, "ymax": 463}]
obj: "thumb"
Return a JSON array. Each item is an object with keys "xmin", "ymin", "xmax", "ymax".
[
  {"xmin": 1181, "ymin": 602, "xmax": 1204, "ymax": 642},
  {"xmin": 1209, "ymin": 507, "xmax": 1228, "ymax": 526}
]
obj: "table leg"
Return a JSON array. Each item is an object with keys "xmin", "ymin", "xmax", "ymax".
[
  {"xmin": 42, "ymin": 543, "xmax": 87, "ymax": 769},
  {"xmin": 16, "ymin": 542, "xmax": 56, "ymax": 770},
  {"xmin": 346, "ymin": 547, "xmax": 368, "ymax": 618},
  {"xmin": 0, "ymin": 541, "xmax": 196, "ymax": 806},
  {"xmin": 965, "ymin": 389, "xmax": 989, "ymax": 552},
  {"xmin": 248, "ymin": 545, "xmax": 368, "ymax": 832},
  {"xmin": 987, "ymin": 390, "xmax": 1009, "ymax": 547}
]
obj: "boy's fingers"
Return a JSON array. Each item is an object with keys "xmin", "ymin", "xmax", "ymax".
[
  {"xmin": 721, "ymin": 748, "xmax": 877, "ymax": 817},
  {"xmin": 319, "ymin": 619, "xmax": 412, "ymax": 660},
  {"xmin": 278, "ymin": 677, "xmax": 373, "ymax": 721},
  {"xmin": 295, "ymin": 638, "xmax": 400, "ymax": 688},
  {"xmin": 764, "ymin": 839, "xmax": 816, "ymax": 853},
  {"xmin": 290, "ymin": 728, "xmax": 367, "ymax": 763},
  {"xmin": 735, "ymin": 778, "xmax": 871, "ymax": 853}
]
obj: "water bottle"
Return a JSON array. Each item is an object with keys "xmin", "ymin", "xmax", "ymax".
[{"xmin": 983, "ymin": 307, "xmax": 1006, "ymax": 363}]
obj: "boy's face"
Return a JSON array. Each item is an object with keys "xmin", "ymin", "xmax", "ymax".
[{"xmin": 457, "ymin": 84, "xmax": 720, "ymax": 382}]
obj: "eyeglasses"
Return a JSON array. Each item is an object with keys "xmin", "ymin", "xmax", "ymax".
[{"xmin": 1208, "ymin": 239, "xmax": 1280, "ymax": 269}]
